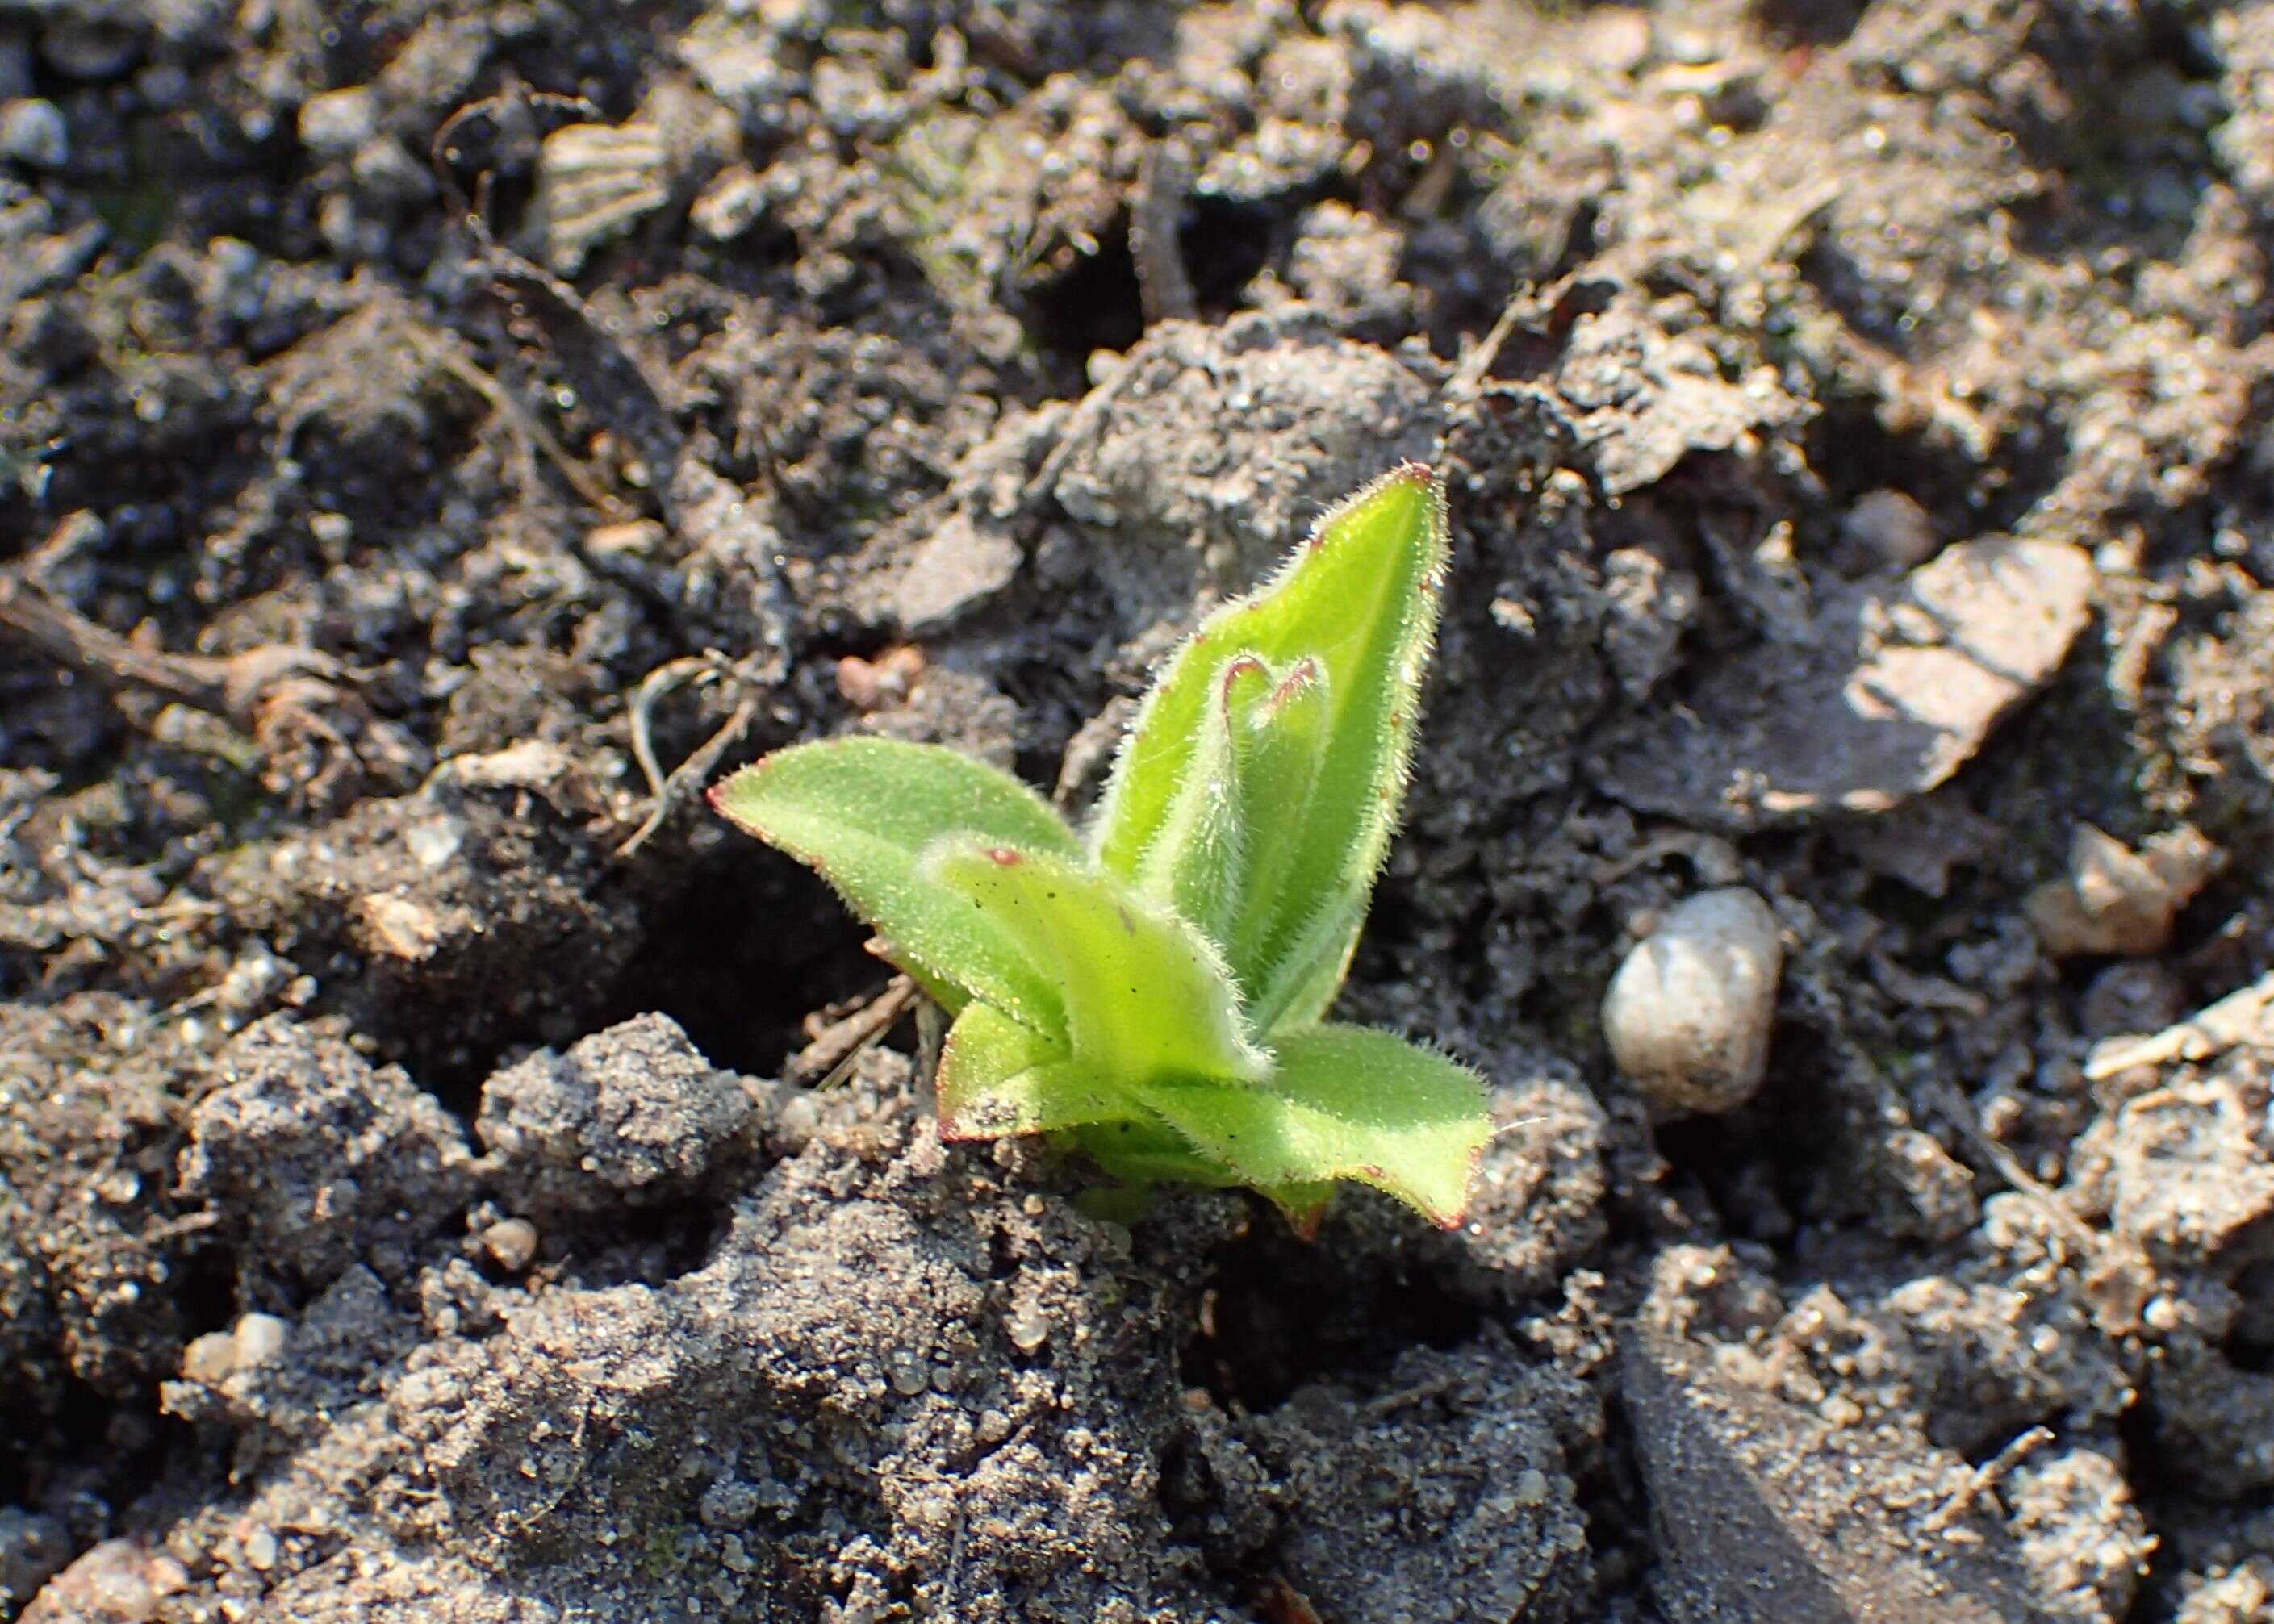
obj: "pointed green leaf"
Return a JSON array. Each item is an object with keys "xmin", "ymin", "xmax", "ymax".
[
  {"xmin": 1089, "ymin": 465, "xmax": 1448, "ymax": 1025},
  {"xmin": 926, "ymin": 841, "xmax": 1269, "ymax": 1085},
  {"xmin": 1121, "ymin": 1024, "xmax": 1489, "ymax": 1228},
  {"xmin": 1132, "ymin": 655, "xmax": 1265, "ymax": 943},
  {"xmin": 935, "ymin": 1002, "xmax": 1138, "ymax": 1139},
  {"xmin": 710, "ymin": 738, "xmax": 1079, "ymax": 1025},
  {"xmin": 1259, "ymin": 1179, "xmax": 1337, "ymax": 1238},
  {"xmin": 1221, "ymin": 656, "xmax": 1329, "ymax": 979},
  {"xmin": 1246, "ymin": 887, "xmax": 1367, "ymax": 1035}
]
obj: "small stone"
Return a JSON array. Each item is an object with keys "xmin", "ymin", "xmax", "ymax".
[
  {"xmin": 349, "ymin": 134, "xmax": 431, "ymax": 207},
  {"xmin": 19, "ymin": 1537, "xmax": 173, "ymax": 1622},
  {"xmin": 1836, "ymin": 489, "xmax": 1938, "ymax": 574},
  {"xmin": 238, "ymin": 1526, "xmax": 276, "ymax": 1572},
  {"xmin": 180, "ymin": 1330, "xmax": 238, "ymax": 1385},
  {"xmin": 1656, "ymin": 23, "xmax": 1719, "ymax": 65},
  {"xmin": 1603, "ymin": 888, "xmax": 1784, "ymax": 1116},
  {"xmin": 297, "ymin": 86, "xmax": 378, "ymax": 159},
  {"xmin": 353, "ymin": 892, "xmax": 444, "ymax": 962},
  {"xmin": 690, "ymin": 164, "xmax": 767, "ymax": 241},
  {"xmin": 772, "ymin": 1091, "xmax": 822, "ymax": 1150},
  {"xmin": 482, "ymin": 1217, "xmax": 539, "ymax": 1272},
  {"xmin": 0, "ymin": 99, "xmax": 69, "ymax": 170},
  {"xmin": 2026, "ymin": 825, "xmax": 2224, "ymax": 958},
  {"xmin": 890, "ymin": 513, "xmax": 1022, "ymax": 635},
  {"xmin": 1576, "ymin": 8, "xmax": 1652, "ymax": 73},
  {"xmin": 401, "ymin": 816, "xmax": 463, "ymax": 870},
  {"xmin": 232, "ymin": 1313, "xmax": 288, "ymax": 1369},
  {"xmin": 1005, "ymin": 1300, "xmax": 1050, "ymax": 1353},
  {"xmin": 698, "ymin": 1476, "xmax": 760, "ymax": 1530},
  {"xmin": 835, "ymin": 645, "xmax": 926, "ymax": 711},
  {"xmin": 585, "ymin": 518, "xmax": 665, "ymax": 557}
]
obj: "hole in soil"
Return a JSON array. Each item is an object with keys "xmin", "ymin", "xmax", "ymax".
[
  {"xmin": 1754, "ymin": 0, "xmax": 1868, "ymax": 45},
  {"xmin": 554, "ymin": 1197, "xmax": 731, "ymax": 1290},
  {"xmin": 1649, "ymin": 1112, "xmax": 1788, "ymax": 1235},
  {"xmin": 1181, "ymin": 195, "xmax": 1277, "ymax": 312},
  {"xmin": 1183, "ymin": 1214, "xmax": 1484, "ymax": 1409},
  {"xmin": 600, "ymin": 845, "xmax": 881, "ymax": 1081},
  {"xmin": 1649, "ymin": 1031, "xmax": 1842, "ymax": 1246},
  {"xmin": 2227, "ymin": 1333, "xmax": 2274, "ymax": 1375},
  {"xmin": 4, "ymin": 1384, "xmax": 194, "ymax": 1519},
  {"xmin": 1023, "ymin": 225, "xmax": 1146, "ymax": 374},
  {"xmin": 1800, "ymin": 395, "xmax": 2056, "ymax": 542},
  {"xmin": 2111, "ymin": 1380, "xmax": 2189, "ymax": 1608}
]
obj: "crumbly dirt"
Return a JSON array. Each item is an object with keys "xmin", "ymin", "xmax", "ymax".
[{"xmin": 4, "ymin": 1, "xmax": 2274, "ymax": 1619}]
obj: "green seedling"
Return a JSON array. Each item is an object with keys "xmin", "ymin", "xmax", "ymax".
[{"xmin": 710, "ymin": 465, "xmax": 1490, "ymax": 1230}]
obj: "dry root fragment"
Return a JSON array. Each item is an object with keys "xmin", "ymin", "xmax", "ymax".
[
  {"xmin": 0, "ymin": 534, "xmax": 415, "ymax": 809},
  {"xmin": 2086, "ymin": 971, "xmax": 2274, "ymax": 1082}
]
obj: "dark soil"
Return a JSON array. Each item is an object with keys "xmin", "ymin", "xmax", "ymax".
[{"xmin": 4, "ymin": 1, "xmax": 2274, "ymax": 1619}]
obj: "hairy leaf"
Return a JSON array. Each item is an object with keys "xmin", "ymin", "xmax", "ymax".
[
  {"xmin": 1076, "ymin": 1118, "xmax": 1247, "ymax": 1187},
  {"xmin": 713, "ymin": 469, "xmax": 1490, "ymax": 1231},
  {"xmin": 1122, "ymin": 1024, "xmax": 1490, "ymax": 1229},
  {"xmin": 1091, "ymin": 465, "xmax": 1448, "ymax": 1021},
  {"xmin": 1132, "ymin": 655, "xmax": 1264, "ymax": 944},
  {"xmin": 935, "ymin": 1001, "xmax": 1135, "ymax": 1139},
  {"xmin": 710, "ymin": 738, "xmax": 1079, "ymax": 1024},
  {"xmin": 1222, "ymin": 656, "xmax": 1329, "ymax": 982},
  {"xmin": 926, "ymin": 840, "xmax": 1268, "ymax": 1087}
]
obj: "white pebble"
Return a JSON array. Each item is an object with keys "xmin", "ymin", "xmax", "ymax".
[
  {"xmin": 0, "ymin": 98, "xmax": 69, "ymax": 169},
  {"xmin": 181, "ymin": 1330, "xmax": 238, "ymax": 1385},
  {"xmin": 483, "ymin": 1217, "xmax": 540, "ymax": 1272},
  {"xmin": 233, "ymin": 1312, "xmax": 289, "ymax": 1369},
  {"xmin": 1005, "ymin": 1300, "xmax": 1050, "ymax": 1352},
  {"xmin": 298, "ymin": 86, "xmax": 378, "ymax": 158},
  {"xmin": 1837, "ymin": 489, "xmax": 1937, "ymax": 573},
  {"xmin": 1602, "ymin": 887, "xmax": 1784, "ymax": 1115}
]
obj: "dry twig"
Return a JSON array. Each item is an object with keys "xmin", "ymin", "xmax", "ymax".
[
  {"xmin": 0, "ymin": 521, "xmax": 406, "ymax": 806},
  {"xmin": 614, "ymin": 649, "xmax": 767, "ymax": 858}
]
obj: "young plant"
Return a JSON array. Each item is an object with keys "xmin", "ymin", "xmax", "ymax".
[{"xmin": 709, "ymin": 465, "xmax": 1490, "ymax": 1230}]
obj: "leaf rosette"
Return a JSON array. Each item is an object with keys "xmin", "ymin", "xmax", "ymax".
[{"xmin": 712, "ymin": 465, "xmax": 1490, "ymax": 1229}]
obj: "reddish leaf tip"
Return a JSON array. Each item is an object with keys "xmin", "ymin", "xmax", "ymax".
[
  {"xmin": 1218, "ymin": 655, "xmax": 1269, "ymax": 710},
  {"xmin": 1260, "ymin": 658, "xmax": 1320, "ymax": 720}
]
